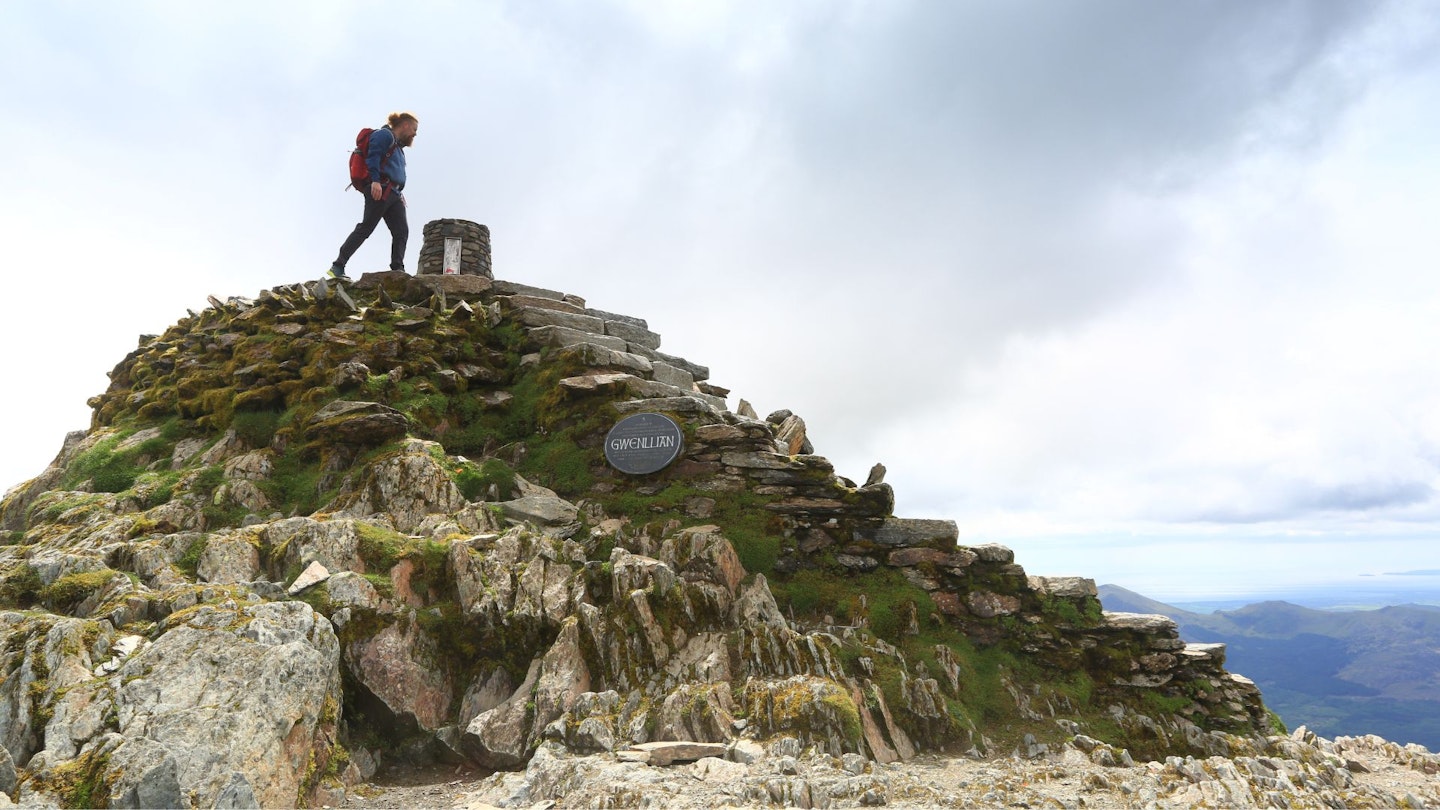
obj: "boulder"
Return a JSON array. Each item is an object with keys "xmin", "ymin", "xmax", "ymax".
[
  {"xmin": 344, "ymin": 613, "xmax": 455, "ymax": 732},
  {"xmin": 0, "ymin": 744, "xmax": 14, "ymax": 797},
  {"xmin": 1028, "ymin": 576, "xmax": 1097, "ymax": 599},
  {"xmin": 263, "ymin": 517, "xmax": 366, "ymax": 576},
  {"xmin": 774, "ymin": 414, "xmax": 809, "ymax": 456},
  {"xmin": 528, "ymin": 325, "xmax": 629, "ymax": 352},
  {"xmin": 531, "ymin": 620, "xmax": 592, "ymax": 742},
  {"xmin": 603, "ymin": 320, "xmax": 662, "ymax": 351},
  {"xmin": 304, "ymin": 400, "xmax": 410, "ymax": 446},
  {"xmin": 462, "ymin": 658, "xmax": 544, "ymax": 769},
  {"xmin": 31, "ymin": 601, "xmax": 341, "ymax": 809},
  {"xmin": 1101, "ymin": 612, "xmax": 1179, "ymax": 635},
  {"xmin": 328, "ymin": 439, "xmax": 468, "ymax": 532},
  {"xmin": 741, "ymin": 676, "xmax": 863, "ymax": 757},
  {"xmin": 655, "ymin": 681, "xmax": 736, "ymax": 743},
  {"xmin": 499, "ymin": 494, "xmax": 579, "ymax": 528},
  {"xmin": 196, "ymin": 532, "xmax": 261, "ymax": 585},
  {"xmin": 651, "ymin": 362, "xmax": 695, "ymax": 390},
  {"xmin": 664, "ymin": 525, "xmax": 745, "ymax": 595},
  {"xmin": 627, "ymin": 741, "xmax": 729, "ymax": 766},
  {"xmin": 731, "ymin": 574, "xmax": 787, "ymax": 629},
  {"xmin": 286, "ymin": 560, "xmax": 331, "ymax": 595},
  {"xmin": 325, "ymin": 571, "xmax": 387, "ymax": 612},
  {"xmin": 514, "ymin": 307, "xmax": 605, "ymax": 333}
]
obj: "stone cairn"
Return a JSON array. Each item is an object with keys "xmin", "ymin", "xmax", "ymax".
[{"xmin": 419, "ymin": 218, "xmax": 492, "ymax": 278}]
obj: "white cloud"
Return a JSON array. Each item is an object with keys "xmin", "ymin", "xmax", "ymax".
[{"xmin": 3, "ymin": 0, "xmax": 1440, "ymax": 601}]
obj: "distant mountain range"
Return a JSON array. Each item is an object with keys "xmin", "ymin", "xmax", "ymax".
[{"xmin": 1098, "ymin": 584, "xmax": 1440, "ymax": 750}]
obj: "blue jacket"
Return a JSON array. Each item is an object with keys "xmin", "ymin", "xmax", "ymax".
[{"xmin": 365, "ymin": 126, "xmax": 407, "ymax": 190}]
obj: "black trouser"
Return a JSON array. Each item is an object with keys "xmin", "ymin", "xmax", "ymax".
[{"xmin": 333, "ymin": 188, "xmax": 408, "ymax": 271}]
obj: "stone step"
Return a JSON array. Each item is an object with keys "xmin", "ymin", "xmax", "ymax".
[
  {"xmin": 558, "ymin": 343, "xmax": 654, "ymax": 374},
  {"xmin": 602, "ymin": 318, "xmax": 662, "ymax": 351},
  {"xmin": 514, "ymin": 306, "xmax": 606, "ymax": 333},
  {"xmin": 584, "ymin": 307, "xmax": 648, "ymax": 329},
  {"xmin": 558, "ymin": 373, "xmax": 726, "ymax": 411},
  {"xmin": 498, "ymin": 293, "xmax": 586, "ymax": 315},
  {"xmin": 627, "ymin": 345, "xmax": 710, "ymax": 382},
  {"xmin": 527, "ymin": 325, "xmax": 628, "ymax": 352},
  {"xmin": 492, "ymin": 278, "xmax": 584, "ymax": 307}
]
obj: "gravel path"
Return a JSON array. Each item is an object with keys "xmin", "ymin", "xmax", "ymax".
[{"xmin": 338, "ymin": 732, "xmax": 1439, "ymax": 810}]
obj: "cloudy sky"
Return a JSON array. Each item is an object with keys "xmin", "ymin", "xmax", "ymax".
[{"xmin": 5, "ymin": 0, "xmax": 1440, "ymax": 602}]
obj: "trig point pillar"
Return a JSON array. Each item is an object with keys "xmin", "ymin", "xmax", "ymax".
[{"xmin": 418, "ymin": 219, "xmax": 492, "ymax": 278}]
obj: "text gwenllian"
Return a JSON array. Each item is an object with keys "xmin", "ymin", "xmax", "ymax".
[{"xmin": 609, "ymin": 435, "xmax": 677, "ymax": 451}]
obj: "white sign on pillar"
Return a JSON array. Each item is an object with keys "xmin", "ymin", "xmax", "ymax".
[{"xmin": 443, "ymin": 237, "xmax": 462, "ymax": 275}]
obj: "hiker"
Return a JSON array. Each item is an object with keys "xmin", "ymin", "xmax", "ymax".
[{"xmin": 328, "ymin": 112, "xmax": 419, "ymax": 280}]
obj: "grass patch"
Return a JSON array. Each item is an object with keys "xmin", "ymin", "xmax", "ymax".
[
  {"xmin": 191, "ymin": 465, "xmax": 226, "ymax": 496},
  {"xmin": 63, "ymin": 435, "xmax": 138, "ymax": 494},
  {"xmin": 261, "ymin": 447, "xmax": 331, "ymax": 516},
  {"xmin": 448, "ymin": 457, "xmax": 516, "ymax": 501},
  {"xmin": 771, "ymin": 567, "xmax": 934, "ymax": 640},
  {"xmin": 355, "ymin": 523, "xmax": 450, "ymax": 597},
  {"xmin": 29, "ymin": 748, "xmax": 113, "ymax": 809},
  {"xmin": 0, "ymin": 565, "xmax": 43, "ymax": 607},
  {"xmin": 39, "ymin": 569, "xmax": 117, "ymax": 611},
  {"xmin": 233, "ymin": 409, "xmax": 282, "ymax": 448},
  {"xmin": 175, "ymin": 536, "xmax": 209, "ymax": 578},
  {"xmin": 597, "ymin": 484, "xmax": 782, "ymax": 575},
  {"xmin": 126, "ymin": 470, "xmax": 182, "ymax": 510}
]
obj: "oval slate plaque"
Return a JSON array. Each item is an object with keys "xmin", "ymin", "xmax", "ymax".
[{"xmin": 605, "ymin": 413, "xmax": 684, "ymax": 474}]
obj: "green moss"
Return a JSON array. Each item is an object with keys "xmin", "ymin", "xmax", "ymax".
[
  {"xmin": 202, "ymin": 502, "xmax": 249, "ymax": 530},
  {"xmin": 397, "ymin": 389, "xmax": 451, "ymax": 429},
  {"xmin": 175, "ymin": 536, "xmax": 209, "ymax": 578},
  {"xmin": 361, "ymin": 572, "xmax": 396, "ymax": 599},
  {"xmin": 260, "ymin": 447, "xmax": 331, "ymax": 517},
  {"xmin": 40, "ymin": 570, "xmax": 118, "ymax": 610},
  {"xmin": 596, "ymin": 485, "xmax": 782, "ymax": 576},
  {"xmin": 1140, "ymin": 689, "xmax": 1197, "ymax": 718},
  {"xmin": 448, "ymin": 457, "xmax": 516, "ymax": 501},
  {"xmin": 233, "ymin": 409, "xmax": 282, "ymax": 448},
  {"xmin": 63, "ymin": 435, "xmax": 138, "ymax": 494},
  {"xmin": 0, "ymin": 564, "xmax": 44, "ymax": 607},
  {"xmin": 1266, "ymin": 708, "xmax": 1288, "ymax": 736},
  {"xmin": 355, "ymin": 523, "xmax": 414, "ymax": 572},
  {"xmin": 521, "ymin": 435, "xmax": 595, "ymax": 494},
  {"xmin": 296, "ymin": 582, "xmax": 334, "ymax": 616},
  {"xmin": 126, "ymin": 470, "xmax": 182, "ymax": 510},
  {"xmin": 1037, "ymin": 592, "xmax": 1104, "ymax": 629},
  {"xmin": 29, "ymin": 493, "xmax": 110, "ymax": 527},
  {"xmin": 772, "ymin": 567, "xmax": 932, "ymax": 642},
  {"xmin": 31, "ymin": 747, "xmax": 113, "ymax": 808},
  {"xmin": 770, "ymin": 569, "xmax": 856, "ymax": 621},
  {"xmin": 355, "ymin": 523, "xmax": 449, "ymax": 598},
  {"xmin": 191, "ymin": 465, "xmax": 226, "ymax": 495}
]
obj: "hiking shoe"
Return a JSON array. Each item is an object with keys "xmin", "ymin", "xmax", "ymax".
[{"xmin": 326, "ymin": 266, "xmax": 351, "ymax": 281}]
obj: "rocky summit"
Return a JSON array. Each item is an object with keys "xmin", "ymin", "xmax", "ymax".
[{"xmin": 0, "ymin": 268, "xmax": 1435, "ymax": 808}]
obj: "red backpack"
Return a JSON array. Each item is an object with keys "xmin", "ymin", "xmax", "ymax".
[{"xmin": 347, "ymin": 127, "xmax": 398, "ymax": 191}]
